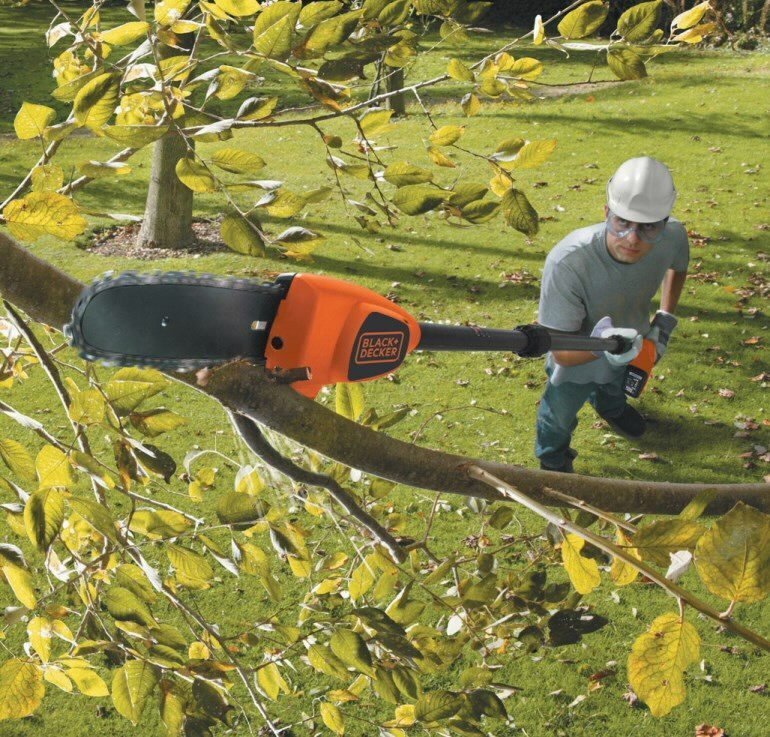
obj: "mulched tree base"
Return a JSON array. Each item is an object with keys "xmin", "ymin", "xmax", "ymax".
[{"xmin": 85, "ymin": 219, "xmax": 231, "ymax": 261}]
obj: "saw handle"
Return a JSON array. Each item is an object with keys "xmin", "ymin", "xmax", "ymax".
[{"xmin": 416, "ymin": 323, "xmax": 630, "ymax": 357}]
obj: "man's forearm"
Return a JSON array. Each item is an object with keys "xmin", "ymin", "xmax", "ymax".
[
  {"xmin": 551, "ymin": 350, "xmax": 599, "ymax": 367},
  {"xmin": 660, "ymin": 269, "xmax": 688, "ymax": 313}
]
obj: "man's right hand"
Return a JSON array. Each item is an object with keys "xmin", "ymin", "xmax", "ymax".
[{"xmin": 591, "ymin": 316, "xmax": 643, "ymax": 366}]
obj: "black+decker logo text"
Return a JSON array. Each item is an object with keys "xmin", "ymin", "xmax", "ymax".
[{"xmin": 354, "ymin": 331, "xmax": 405, "ymax": 364}]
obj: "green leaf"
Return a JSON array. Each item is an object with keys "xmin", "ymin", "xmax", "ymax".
[
  {"xmin": 68, "ymin": 387, "xmax": 106, "ymax": 425},
  {"xmin": 447, "ymin": 58, "xmax": 474, "ymax": 82},
  {"xmin": 14, "ymin": 102, "xmax": 56, "ymax": 140},
  {"xmin": 330, "ymin": 629, "xmax": 375, "ymax": 676},
  {"xmin": 259, "ymin": 189, "xmax": 308, "ymax": 217},
  {"xmin": 460, "ymin": 200, "xmax": 499, "ymax": 224},
  {"xmin": 607, "ymin": 47, "xmax": 647, "ymax": 80},
  {"xmin": 257, "ymin": 662, "xmax": 290, "ymax": 700},
  {"xmin": 299, "ymin": 1, "xmax": 344, "ymax": 27},
  {"xmin": 0, "ymin": 438, "xmax": 36, "ymax": 481},
  {"xmin": 307, "ymin": 644, "xmax": 350, "ymax": 680},
  {"xmin": 216, "ymin": 493, "xmax": 269, "ymax": 528},
  {"xmin": 561, "ymin": 534, "xmax": 600, "ymax": 594},
  {"xmin": 35, "ymin": 445, "xmax": 73, "ymax": 489},
  {"xmin": 694, "ymin": 502, "xmax": 770, "ymax": 603},
  {"xmin": 628, "ymin": 612, "xmax": 699, "ymax": 717},
  {"xmin": 69, "ymin": 497, "xmax": 120, "ymax": 543},
  {"xmin": 557, "ymin": 1, "xmax": 609, "ymax": 39},
  {"xmin": 105, "ymin": 586, "xmax": 156, "ymax": 627},
  {"xmin": 631, "ymin": 518, "xmax": 703, "ymax": 567},
  {"xmin": 0, "ymin": 660, "xmax": 44, "ymax": 720},
  {"xmin": 349, "ymin": 557, "xmax": 376, "ymax": 600},
  {"xmin": 320, "ymin": 701, "xmax": 345, "ymax": 734},
  {"xmin": 220, "ymin": 214, "xmax": 265, "ymax": 256},
  {"xmin": 253, "ymin": 1, "xmax": 301, "ymax": 59},
  {"xmin": 73, "ymin": 73, "xmax": 120, "ymax": 130},
  {"xmin": 617, "ymin": 1, "xmax": 662, "ymax": 41},
  {"xmin": 24, "ymin": 488, "xmax": 64, "ymax": 551},
  {"xmin": 378, "ymin": 0, "xmax": 411, "ymax": 25},
  {"xmin": 116, "ymin": 564, "xmax": 158, "ymax": 603},
  {"xmin": 167, "ymin": 545, "xmax": 214, "ymax": 589},
  {"xmin": 104, "ymin": 367, "xmax": 167, "ymax": 414},
  {"xmin": 111, "ymin": 660, "xmax": 159, "ymax": 725},
  {"xmin": 3, "ymin": 192, "xmax": 87, "ymax": 242},
  {"xmin": 300, "ymin": 10, "xmax": 362, "ymax": 56},
  {"xmin": 335, "ymin": 383, "xmax": 364, "ymax": 421},
  {"xmin": 414, "ymin": 690, "xmax": 463, "ymax": 723},
  {"xmin": 391, "ymin": 185, "xmax": 445, "ymax": 215},
  {"xmin": 501, "ymin": 188, "xmax": 538, "ymax": 236},
  {"xmin": 210, "ymin": 148, "xmax": 266, "ymax": 174},
  {"xmin": 429, "ymin": 125, "xmax": 464, "ymax": 147},
  {"xmin": 175, "ymin": 157, "xmax": 217, "ymax": 193},
  {"xmin": 384, "ymin": 162, "xmax": 433, "ymax": 187}
]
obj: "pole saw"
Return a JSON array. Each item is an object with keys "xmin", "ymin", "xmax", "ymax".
[{"xmin": 64, "ymin": 271, "xmax": 656, "ymax": 399}]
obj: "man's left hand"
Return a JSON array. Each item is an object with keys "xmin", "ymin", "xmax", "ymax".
[{"xmin": 648, "ymin": 310, "xmax": 678, "ymax": 362}]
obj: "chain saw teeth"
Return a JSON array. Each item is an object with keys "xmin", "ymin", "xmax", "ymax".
[{"xmin": 65, "ymin": 270, "xmax": 286, "ymax": 373}]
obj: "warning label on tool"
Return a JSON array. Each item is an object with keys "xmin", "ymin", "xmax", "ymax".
[{"xmin": 354, "ymin": 332, "xmax": 405, "ymax": 364}]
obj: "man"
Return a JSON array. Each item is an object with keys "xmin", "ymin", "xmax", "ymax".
[{"xmin": 535, "ymin": 156, "xmax": 689, "ymax": 473}]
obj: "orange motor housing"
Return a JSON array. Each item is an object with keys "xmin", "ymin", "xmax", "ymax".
[
  {"xmin": 624, "ymin": 338, "xmax": 656, "ymax": 398},
  {"xmin": 264, "ymin": 273, "xmax": 421, "ymax": 398}
]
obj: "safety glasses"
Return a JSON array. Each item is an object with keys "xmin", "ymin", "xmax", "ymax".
[{"xmin": 606, "ymin": 210, "xmax": 668, "ymax": 244}]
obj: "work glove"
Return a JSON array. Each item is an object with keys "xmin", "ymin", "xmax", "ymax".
[
  {"xmin": 647, "ymin": 310, "xmax": 678, "ymax": 362},
  {"xmin": 591, "ymin": 316, "xmax": 643, "ymax": 366}
]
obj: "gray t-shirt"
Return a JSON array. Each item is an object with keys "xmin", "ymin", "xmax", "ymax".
[{"xmin": 538, "ymin": 220, "xmax": 689, "ymax": 385}]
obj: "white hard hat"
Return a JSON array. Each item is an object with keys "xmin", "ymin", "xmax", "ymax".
[{"xmin": 606, "ymin": 157, "xmax": 676, "ymax": 222}]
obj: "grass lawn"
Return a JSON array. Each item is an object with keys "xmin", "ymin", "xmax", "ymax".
[{"xmin": 1, "ymin": 4, "xmax": 769, "ymax": 737}]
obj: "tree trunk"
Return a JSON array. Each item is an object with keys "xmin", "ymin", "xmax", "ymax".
[
  {"xmin": 757, "ymin": 0, "xmax": 770, "ymax": 33},
  {"xmin": 385, "ymin": 67, "xmax": 406, "ymax": 116},
  {"xmin": 136, "ymin": 131, "xmax": 194, "ymax": 249}
]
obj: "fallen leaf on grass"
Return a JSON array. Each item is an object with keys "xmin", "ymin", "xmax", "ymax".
[
  {"xmin": 718, "ymin": 388, "xmax": 735, "ymax": 398},
  {"xmin": 638, "ymin": 453, "xmax": 661, "ymax": 462},
  {"xmin": 695, "ymin": 725, "xmax": 726, "ymax": 737},
  {"xmin": 748, "ymin": 683, "xmax": 767, "ymax": 694}
]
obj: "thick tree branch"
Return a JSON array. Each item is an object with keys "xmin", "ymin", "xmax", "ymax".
[{"xmin": 1, "ymin": 231, "xmax": 768, "ymax": 515}]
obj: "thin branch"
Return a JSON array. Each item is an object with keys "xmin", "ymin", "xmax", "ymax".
[
  {"xmin": 466, "ymin": 465, "xmax": 770, "ymax": 653},
  {"xmin": 230, "ymin": 411, "xmax": 407, "ymax": 564}
]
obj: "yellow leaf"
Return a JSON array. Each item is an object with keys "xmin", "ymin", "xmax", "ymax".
[
  {"xmin": 43, "ymin": 668, "xmax": 73, "ymax": 693},
  {"xmin": 3, "ymin": 192, "xmax": 87, "ymax": 242},
  {"xmin": 447, "ymin": 58, "xmax": 474, "ymax": 82},
  {"xmin": 694, "ymin": 502, "xmax": 770, "ymax": 603},
  {"xmin": 609, "ymin": 529, "xmax": 639, "ymax": 586},
  {"xmin": 335, "ymin": 383, "xmax": 364, "ymax": 421},
  {"xmin": 349, "ymin": 557, "xmax": 376, "ymax": 600},
  {"xmin": 73, "ymin": 73, "xmax": 120, "ymax": 130},
  {"xmin": 0, "ymin": 660, "xmax": 45, "ymax": 719},
  {"xmin": 288, "ymin": 555, "xmax": 312, "ymax": 578},
  {"xmin": 427, "ymin": 146, "xmax": 455, "ymax": 168},
  {"xmin": 67, "ymin": 667, "xmax": 109, "ymax": 697},
  {"xmin": 320, "ymin": 701, "xmax": 345, "ymax": 735},
  {"xmin": 30, "ymin": 165, "xmax": 64, "ymax": 193},
  {"xmin": 24, "ymin": 488, "xmax": 65, "ymax": 551},
  {"xmin": 671, "ymin": 0, "xmax": 711, "ymax": 30},
  {"xmin": 257, "ymin": 662, "xmax": 291, "ymax": 700},
  {"xmin": 36, "ymin": 445, "xmax": 73, "ymax": 489},
  {"xmin": 429, "ymin": 125, "xmax": 464, "ymax": 147},
  {"xmin": 489, "ymin": 171, "xmax": 513, "ymax": 197},
  {"xmin": 561, "ymin": 534, "xmax": 600, "ymax": 594},
  {"xmin": 14, "ymin": 102, "xmax": 56, "ymax": 140},
  {"xmin": 628, "ymin": 612, "xmax": 699, "ymax": 717},
  {"xmin": 27, "ymin": 617, "xmax": 53, "ymax": 663},
  {"xmin": 461, "ymin": 92, "xmax": 480, "ymax": 117},
  {"xmin": 509, "ymin": 139, "xmax": 557, "ymax": 169},
  {"xmin": 631, "ymin": 518, "xmax": 703, "ymax": 567},
  {"xmin": 175, "ymin": 157, "xmax": 217, "ymax": 193},
  {"xmin": 673, "ymin": 21, "xmax": 716, "ymax": 44},
  {"xmin": 3, "ymin": 565, "xmax": 37, "ymax": 608},
  {"xmin": 155, "ymin": 0, "xmax": 192, "ymax": 26},
  {"xmin": 99, "ymin": 21, "xmax": 150, "ymax": 46},
  {"xmin": 111, "ymin": 660, "xmax": 159, "ymax": 725},
  {"xmin": 0, "ymin": 438, "xmax": 36, "ymax": 482}
]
